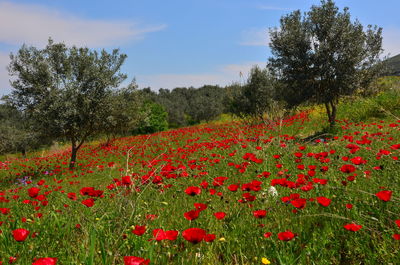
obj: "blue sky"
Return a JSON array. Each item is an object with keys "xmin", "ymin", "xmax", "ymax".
[{"xmin": 0, "ymin": 0, "xmax": 399, "ymax": 95}]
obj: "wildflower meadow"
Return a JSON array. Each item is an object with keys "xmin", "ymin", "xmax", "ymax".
[{"xmin": 0, "ymin": 106, "xmax": 399, "ymax": 264}]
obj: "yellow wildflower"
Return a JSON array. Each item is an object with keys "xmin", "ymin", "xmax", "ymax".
[{"xmin": 262, "ymin": 257, "xmax": 271, "ymax": 264}]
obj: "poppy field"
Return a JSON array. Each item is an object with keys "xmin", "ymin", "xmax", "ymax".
[{"xmin": 0, "ymin": 109, "xmax": 399, "ymax": 264}]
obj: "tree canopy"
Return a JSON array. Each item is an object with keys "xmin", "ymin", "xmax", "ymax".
[
  {"xmin": 269, "ymin": 0, "xmax": 383, "ymax": 126},
  {"xmin": 7, "ymin": 39, "xmax": 127, "ymax": 168}
]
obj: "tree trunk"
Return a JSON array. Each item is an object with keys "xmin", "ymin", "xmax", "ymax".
[
  {"xmin": 325, "ymin": 101, "xmax": 337, "ymax": 127},
  {"xmin": 330, "ymin": 101, "xmax": 337, "ymax": 127},
  {"xmin": 69, "ymin": 143, "xmax": 77, "ymax": 170}
]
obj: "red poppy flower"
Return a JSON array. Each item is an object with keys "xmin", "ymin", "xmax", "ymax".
[
  {"xmin": 194, "ymin": 203, "xmax": 207, "ymax": 211},
  {"xmin": 132, "ymin": 225, "xmax": 146, "ymax": 236},
  {"xmin": 152, "ymin": 229, "xmax": 178, "ymax": 241},
  {"xmin": 123, "ymin": 256, "xmax": 150, "ymax": 265},
  {"xmin": 185, "ymin": 186, "xmax": 201, "ymax": 196},
  {"xmin": 28, "ymin": 187, "xmax": 40, "ymax": 198},
  {"xmin": 81, "ymin": 198, "xmax": 95, "ymax": 207},
  {"xmin": 228, "ymin": 184, "xmax": 239, "ymax": 192},
  {"xmin": 253, "ymin": 210, "xmax": 267, "ymax": 218},
  {"xmin": 12, "ymin": 228, "xmax": 30, "ymax": 242},
  {"xmin": 146, "ymin": 214, "xmax": 158, "ymax": 221},
  {"xmin": 278, "ymin": 230, "xmax": 296, "ymax": 241},
  {"xmin": 204, "ymin": 234, "xmax": 216, "ymax": 242},
  {"xmin": 32, "ymin": 257, "xmax": 58, "ymax": 265},
  {"xmin": 121, "ymin": 176, "xmax": 133, "ymax": 186},
  {"xmin": 395, "ymin": 220, "xmax": 400, "ymax": 228},
  {"xmin": 263, "ymin": 232, "xmax": 272, "ymax": 238},
  {"xmin": 393, "ymin": 234, "xmax": 400, "ymax": 240},
  {"xmin": 0, "ymin": 208, "xmax": 10, "ymax": 215},
  {"xmin": 376, "ymin": 190, "xmax": 392, "ymax": 202},
  {"xmin": 316, "ymin": 197, "xmax": 331, "ymax": 207},
  {"xmin": 182, "ymin": 228, "xmax": 206, "ymax": 243},
  {"xmin": 214, "ymin": 212, "xmax": 226, "ymax": 220},
  {"xmin": 343, "ymin": 223, "xmax": 362, "ymax": 231},
  {"xmin": 350, "ymin": 156, "xmax": 366, "ymax": 165},
  {"xmin": 184, "ymin": 210, "xmax": 200, "ymax": 221},
  {"xmin": 340, "ymin": 164, "xmax": 356, "ymax": 173},
  {"xmin": 67, "ymin": 192, "xmax": 77, "ymax": 200},
  {"xmin": 291, "ymin": 198, "xmax": 307, "ymax": 209}
]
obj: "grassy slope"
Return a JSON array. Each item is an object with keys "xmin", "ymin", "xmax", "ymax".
[{"xmin": 0, "ymin": 86, "xmax": 399, "ymax": 264}]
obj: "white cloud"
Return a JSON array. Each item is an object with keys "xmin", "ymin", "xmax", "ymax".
[
  {"xmin": 0, "ymin": 52, "xmax": 11, "ymax": 96},
  {"xmin": 136, "ymin": 62, "xmax": 266, "ymax": 90},
  {"xmin": 258, "ymin": 5, "xmax": 291, "ymax": 11},
  {"xmin": 240, "ymin": 28, "xmax": 270, "ymax": 46},
  {"xmin": 382, "ymin": 28, "xmax": 400, "ymax": 57},
  {"xmin": 0, "ymin": 1, "xmax": 166, "ymax": 48}
]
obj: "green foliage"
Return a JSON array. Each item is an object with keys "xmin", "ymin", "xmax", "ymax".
[
  {"xmin": 139, "ymin": 85, "xmax": 226, "ymax": 128},
  {"xmin": 135, "ymin": 102, "xmax": 168, "ymax": 134},
  {"xmin": 187, "ymin": 85, "xmax": 226, "ymax": 124},
  {"xmin": 228, "ymin": 66, "xmax": 282, "ymax": 121},
  {"xmin": 103, "ymin": 80, "xmax": 144, "ymax": 141},
  {"xmin": 0, "ymin": 102, "xmax": 49, "ymax": 155},
  {"xmin": 7, "ymin": 38, "xmax": 127, "ymax": 168},
  {"xmin": 269, "ymin": 0, "xmax": 383, "ymax": 126}
]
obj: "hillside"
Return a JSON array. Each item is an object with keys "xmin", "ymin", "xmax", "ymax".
[
  {"xmin": 384, "ymin": 53, "xmax": 400, "ymax": 76},
  {"xmin": 0, "ymin": 87, "xmax": 399, "ymax": 264}
]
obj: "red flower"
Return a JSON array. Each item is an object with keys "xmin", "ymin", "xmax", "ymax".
[
  {"xmin": 12, "ymin": 228, "xmax": 30, "ymax": 242},
  {"xmin": 32, "ymin": 257, "xmax": 58, "ymax": 265},
  {"xmin": 343, "ymin": 223, "xmax": 362, "ymax": 232},
  {"xmin": 316, "ymin": 197, "xmax": 331, "ymax": 207},
  {"xmin": 253, "ymin": 210, "xmax": 267, "ymax": 218},
  {"xmin": 291, "ymin": 198, "xmax": 307, "ymax": 209},
  {"xmin": 227, "ymin": 184, "xmax": 239, "ymax": 192},
  {"xmin": 146, "ymin": 214, "xmax": 158, "ymax": 221},
  {"xmin": 132, "ymin": 225, "xmax": 146, "ymax": 236},
  {"xmin": 278, "ymin": 230, "xmax": 296, "ymax": 241},
  {"xmin": 0, "ymin": 208, "xmax": 10, "ymax": 215},
  {"xmin": 67, "ymin": 192, "xmax": 77, "ymax": 200},
  {"xmin": 263, "ymin": 232, "xmax": 272, "ymax": 238},
  {"xmin": 393, "ymin": 234, "xmax": 400, "ymax": 240},
  {"xmin": 346, "ymin": 204, "xmax": 353, "ymax": 209},
  {"xmin": 214, "ymin": 212, "xmax": 226, "ymax": 220},
  {"xmin": 185, "ymin": 186, "xmax": 201, "ymax": 196},
  {"xmin": 184, "ymin": 210, "xmax": 200, "ymax": 221},
  {"xmin": 182, "ymin": 228, "xmax": 206, "ymax": 244},
  {"xmin": 28, "ymin": 187, "xmax": 40, "ymax": 198},
  {"xmin": 395, "ymin": 220, "xmax": 400, "ymax": 228},
  {"xmin": 204, "ymin": 234, "xmax": 216, "ymax": 242},
  {"xmin": 123, "ymin": 256, "xmax": 150, "ymax": 265},
  {"xmin": 152, "ymin": 229, "xmax": 178, "ymax": 241},
  {"xmin": 376, "ymin": 190, "xmax": 392, "ymax": 202},
  {"xmin": 81, "ymin": 198, "xmax": 95, "ymax": 207},
  {"xmin": 193, "ymin": 203, "xmax": 207, "ymax": 211},
  {"xmin": 340, "ymin": 164, "xmax": 356, "ymax": 173},
  {"xmin": 350, "ymin": 156, "xmax": 366, "ymax": 165},
  {"xmin": 121, "ymin": 176, "xmax": 133, "ymax": 186}
]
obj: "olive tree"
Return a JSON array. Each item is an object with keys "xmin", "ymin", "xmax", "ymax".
[
  {"xmin": 8, "ymin": 39, "xmax": 127, "ymax": 169},
  {"xmin": 269, "ymin": 0, "xmax": 383, "ymax": 126},
  {"xmin": 229, "ymin": 66, "xmax": 278, "ymax": 120}
]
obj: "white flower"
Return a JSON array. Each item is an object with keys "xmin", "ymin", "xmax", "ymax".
[{"xmin": 268, "ymin": 186, "xmax": 278, "ymax": 197}]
